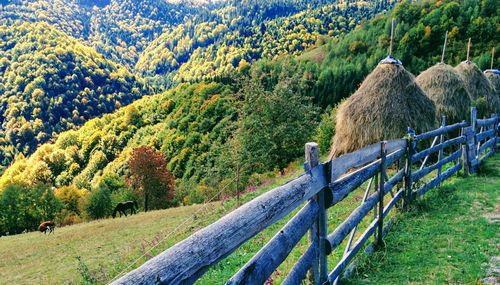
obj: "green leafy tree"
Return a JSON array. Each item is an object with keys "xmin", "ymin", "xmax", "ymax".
[
  {"xmin": 84, "ymin": 185, "xmax": 112, "ymax": 219},
  {"xmin": 236, "ymin": 68, "xmax": 319, "ymax": 174},
  {"xmin": 0, "ymin": 183, "xmax": 61, "ymax": 235}
]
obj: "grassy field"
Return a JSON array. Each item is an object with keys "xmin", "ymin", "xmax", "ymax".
[
  {"xmin": 345, "ymin": 154, "xmax": 500, "ymax": 284},
  {"xmin": 1, "ymin": 154, "xmax": 498, "ymax": 284}
]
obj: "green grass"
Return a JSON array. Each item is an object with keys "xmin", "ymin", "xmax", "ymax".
[
  {"xmin": 0, "ymin": 160, "xmax": 308, "ymax": 285},
  {"xmin": 345, "ymin": 154, "xmax": 500, "ymax": 284},
  {"xmin": 297, "ymin": 45, "xmax": 327, "ymax": 64},
  {"xmin": 1, "ymin": 154, "xmax": 498, "ymax": 284}
]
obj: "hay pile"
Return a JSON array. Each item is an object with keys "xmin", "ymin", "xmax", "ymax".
[
  {"xmin": 416, "ymin": 63, "xmax": 471, "ymax": 123},
  {"xmin": 330, "ymin": 59, "xmax": 437, "ymax": 157},
  {"xmin": 484, "ymin": 69, "xmax": 500, "ymax": 96},
  {"xmin": 455, "ymin": 62, "xmax": 500, "ymax": 115}
]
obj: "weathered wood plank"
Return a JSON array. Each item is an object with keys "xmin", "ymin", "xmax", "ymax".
[
  {"xmin": 479, "ymin": 137, "xmax": 496, "ymax": 155},
  {"xmin": 328, "ymin": 147, "xmax": 404, "ymax": 209},
  {"xmin": 376, "ymin": 142, "xmax": 386, "ymax": 246},
  {"xmin": 282, "ymin": 245, "xmax": 316, "ymax": 285},
  {"xmin": 305, "ymin": 143, "xmax": 320, "ymax": 284},
  {"xmin": 416, "ymin": 162, "xmax": 461, "ymax": 197},
  {"xmin": 415, "ymin": 121, "xmax": 467, "ymax": 142},
  {"xmin": 471, "ymin": 107, "xmax": 477, "ymax": 130},
  {"xmin": 412, "ymin": 149, "xmax": 461, "ymax": 182},
  {"xmin": 330, "ymin": 139, "xmax": 405, "ymax": 182},
  {"xmin": 382, "ymin": 188, "xmax": 404, "ymax": 219},
  {"xmin": 476, "ymin": 129, "xmax": 495, "ymax": 142},
  {"xmin": 385, "ymin": 147, "xmax": 406, "ymax": 166},
  {"xmin": 482, "ymin": 149, "xmax": 496, "ymax": 161},
  {"xmin": 325, "ymin": 191, "xmax": 379, "ymax": 254},
  {"xmin": 228, "ymin": 201, "xmax": 319, "ymax": 285},
  {"xmin": 476, "ymin": 117, "xmax": 498, "ymax": 127},
  {"xmin": 110, "ymin": 164, "xmax": 328, "ymax": 285},
  {"xmin": 412, "ymin": 136, "xmax": 465, "ymax": 162},
  {"xmin": 384, "ymin": 169, "xmax": 404, "ymax": 194},
  {"xmin": 327, "ymin": 218, "xmax": 378, "ymax": 283},
  {"xmin": 325, "ymin": 168, "xmax": 403, "ymax": 254},
  {"xmin": 328, "ymin": 161, "xmax": 379, "ymax": 208}
]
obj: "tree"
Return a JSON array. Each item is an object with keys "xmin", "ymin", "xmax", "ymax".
[
  {"xmin": 128, "ymin": 146, "xmax": 175, "ymax": 211},
  {"xmin": 0, "ymin": 182, "xmax": 61, "ymax": 235},
  {"xmin": 84, "ymin": 184, "xmax": 112, "ymax": 219},
  {"xmin": 235, "ymin": 66, "xmax": 319, "ymax": 175}
]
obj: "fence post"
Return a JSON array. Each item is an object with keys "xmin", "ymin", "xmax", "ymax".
[
  {"xmin": 305, "ymin": 142, "xmax": 327, "ymax": 284},
  {"xmin": 471, "ymin": 107, "xmax": 477, "ymax": 131},
  {"xmin": 463, "ymin": 126, "xmax": 477, "ymax": 174},
  {"xmin": 492, "ymin": 114, "xmax": 498, "ymax": 153},
  {"xmin": 404, "ymin": 128, "xmax": 416, "ymax": 208},
  {"xmin": 461, "ymin": 122, "xmax": 468, "ymax": 176},
  {"xmin": 469, "ymin": 107, "xmax": 478, "ymax": 173},
  {"xmin": 437, "ymin": 116, "xmax": 446, "ymax": 185},
  {"xmin": 377, "ymin": 141, "xmax": 387, "ymax": 246}
]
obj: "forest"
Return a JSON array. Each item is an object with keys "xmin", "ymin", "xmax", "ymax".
[{"xmin": 0, "ymin": 0, "xmax": 498, "ymax": 235}]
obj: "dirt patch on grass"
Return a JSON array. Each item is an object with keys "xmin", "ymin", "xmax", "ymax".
[
  {"xmin": 483, "ymin": 205, "xmax": 500, "ymax": 223},
  {"xmin": 481, "ymin": 255, "xmax": 500, "ymax": 284}
]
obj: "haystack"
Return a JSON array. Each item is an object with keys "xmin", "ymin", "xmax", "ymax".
[
  {"xmin": 455, "ymin": 62, "xmax": 500, "ymax": 115},
  {"xmin": 484, "ymin": 69, "xmax": 500, "ymax": 96},
  {"xmin": 416, "ymin": 63, "xmax": 471, "ymax": 124},
  {"xmin": 330, "ymin": 56, "xmax": 437, "ymax": 157}
]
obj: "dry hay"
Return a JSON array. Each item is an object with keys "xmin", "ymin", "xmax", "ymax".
[
  {"xmin": 416, "ymin": 63, "xmax": 471, "ymax": 124},
  {"xmin": 455, "ymin": 62, "xmax": 500, "ymax": 116},
  {"xmin": 484, "ymin": 69, "xmax": 500, "ymax": 97},
  {"xmin": 330, "ymin": 62, "xmax": 436, "ymax": 157}
]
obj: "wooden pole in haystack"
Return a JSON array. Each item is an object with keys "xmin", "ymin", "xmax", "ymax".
[
  {"xmin": 491, "ymin": 48, "xmax": 495, "ymax": 70},
  {"xmin": 466, "ymin": 38, "xmax": 471, "ymax": 63},
  {"xmin": 441, "ymin": 31, "xmax": 448, "ymax": 63},
  {"xmin": 389, "ymin": 18, "xmax": 395, "ymax": 56}
]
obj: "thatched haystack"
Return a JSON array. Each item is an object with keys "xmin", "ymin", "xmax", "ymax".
[
  {"xmin": 484, "ymin": 69, "xmax": 500, "ymax": 96},
  {"xmin": 330, "ymin": 57, "xmax": 437, "ymax": 157},
  {"xmin": 416, "ymin": 63, "xmax": 471, "ymax": 123},
  {"xmin": 455, "ymin": 62, "xmax": 500, "ymax": 115}
]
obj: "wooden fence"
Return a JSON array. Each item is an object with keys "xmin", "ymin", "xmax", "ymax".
[{"xmin": 111, "ymin": 107, "xmax": 499, "ymax": 285}]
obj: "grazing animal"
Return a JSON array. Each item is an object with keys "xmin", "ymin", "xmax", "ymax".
[
  {"xmin": 112, "ymin": 201, "xmax": 138, "ymax": 218},
  {"xmin": 39, "ymin": 221, "xmax": 55, "ymax": 234}
]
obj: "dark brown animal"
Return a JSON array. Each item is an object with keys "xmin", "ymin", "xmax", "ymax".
[
  {"xmin": 112, "ymin": 201, "xmax": 138, "ymax": 218},
  {"xmin": 38, "ymin": 221, "xmax": 55, "ymax": 234}
]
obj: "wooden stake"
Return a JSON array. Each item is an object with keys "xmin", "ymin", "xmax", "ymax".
[
  {"xmin": 491, "ymin": 47, "xmax": 495, "ymax": 69},
  {"xmin": 466, "ymin": 38, "xmax": 471, "ymax": 63},
  {"xmin": 441, "ymin": 31, "xmax": 448, "ymax": 63},
  {"xmin": 389, "ymin": 18, "xmax": 395, "ymax": 56}
]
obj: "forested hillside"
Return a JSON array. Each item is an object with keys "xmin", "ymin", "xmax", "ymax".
[
  {"xmin": 0, "ymin": 22, "xmax": 149, "ymax": 169},
  {"xmin": 0, "ymin": 0, "xmax": 202, "ymax": 69},
  {"xmin": 307, "ymin": 0, "xmax": 499, "ymax": 106},
  {"xmin": 136, "ymin": 0, "xmax": 394, "ymax": 84},
  {"xmin": 0, "ymin": 0, "xmax": 498, "ymax": 235}
]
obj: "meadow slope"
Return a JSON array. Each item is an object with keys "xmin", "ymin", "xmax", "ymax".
[
  {"xmin": 1, "ymin": 154, "xmax": 498, "ymax": 284},
  {"xmin": 346, "ymin": 154, "xmax": 500, "ymax": 284}
]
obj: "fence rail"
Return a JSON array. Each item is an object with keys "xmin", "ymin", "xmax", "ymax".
[{"xmin": 111, "ymin": 107, "xmax": 499, "ymax": 285}]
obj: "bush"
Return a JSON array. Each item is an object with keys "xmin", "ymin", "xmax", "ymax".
[
  {"xmin": 314, "ymin": 106, "xmax": 337, "ymax": 155},
  {"xmin": 54, "ymin": 185, "xmax": 88, "ymax": 215},
  {"xmin": 0, "ymin": 182, "xmax": 62, "ymax": 235},
  {"xmin": 84, "ymin": 185, "xmax": 112, "ymax": 219}
]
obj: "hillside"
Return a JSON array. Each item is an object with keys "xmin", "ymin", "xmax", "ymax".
[
  {"xmin": 1, "ymin": 153, "xmax": 498, "ymax": 284},
  {"xmin": 305, "ymin": 0, "xmax": 499, "ymax": 106},
  {"xmin": 1, "ymin": 0, "xmax": 499, "ymax": 222},
  {"xmin": 0, "ymin": 0, "xmax": 203, "ymax": 69},
  {"xmin": 135, "ymin": 0, "xmax": 395, "ymax": 83},
  {"xmin": 0, "ymin": 22, "xmax": 149, "ymax": 169},
  {"xmin": 0, "ymin": 81, "xmax": 238, "ymax": 190},
  {"xmin": 0, "ymin": 162, "xmax": 307, "ymax": 284}
]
